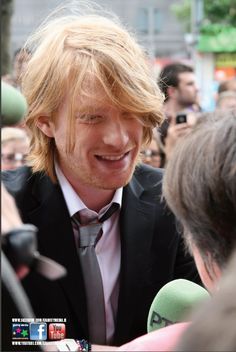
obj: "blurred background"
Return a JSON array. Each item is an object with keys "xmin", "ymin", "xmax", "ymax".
[{"xmin": 2, "ymin": 0, "xmax": 236, "ymax": 111}]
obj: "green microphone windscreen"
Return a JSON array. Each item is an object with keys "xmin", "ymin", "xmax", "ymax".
[
  {"xmin": 147, "ymin": 279, "xmax": 209, "ymax": 333},
  {"xmin": 1, "ymin": 81, "xmax": 28, "ymax": 126}
]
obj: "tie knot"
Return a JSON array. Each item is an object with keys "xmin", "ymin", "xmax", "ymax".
[
  {"xmin": 72, "ymin": 203, "xmax": 119, "ymax": 248},
  {"xmin": 74, "ymin": 202, "xmax": 119, "ymax": 225},
  {"xmin": 78, "ymin": 209, "xmax": 98, "ymax": 225}
]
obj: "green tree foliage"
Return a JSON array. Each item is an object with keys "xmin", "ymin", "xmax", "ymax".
[
  {"xmin": 172, "ymin": 0, "xmax": 236, "ymax": 32},
  {"xmin": 205, "ymin": 0, "xmax": 236, "ymax": 25},
  {"xmin": 171, "ymin": 0, "xmax": 191, "ymax": 32},
  {"xmin": 1, "ymin": 0, "xmax": 14, "ymax": 75}
]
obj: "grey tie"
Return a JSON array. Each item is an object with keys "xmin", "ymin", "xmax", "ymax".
[{"xmin": 72, "ymin": 203, "xmax": 119, "ymax": 344}]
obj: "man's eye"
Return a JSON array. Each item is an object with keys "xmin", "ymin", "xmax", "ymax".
[{"xmin": 78, "ymin": 115, "xmax": 103, "ymax": 123}]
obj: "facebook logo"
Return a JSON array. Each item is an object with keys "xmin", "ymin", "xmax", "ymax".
[{"xmin": 30, "ymin": 323, "xmax": 47, "ymax": 340}]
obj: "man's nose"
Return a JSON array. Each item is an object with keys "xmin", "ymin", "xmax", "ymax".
[
  {"xmin": 103, "ymin": 118, "xmax": 129, "ymax": 148},
  {"xmin": 145, "ymin": 156, "xmax": 152, "ymax": 162},
  {"xmin": 14, "ymin": 160, "xmax": 25, "ymax": 168}
]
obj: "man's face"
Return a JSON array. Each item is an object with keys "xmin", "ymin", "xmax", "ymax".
[
  {"xmin": 176, "ymin": 72, "xmax": 198, "ymax": 107},
  {"xmin": 41, "ymin": 81, "xmax": 144, "ymax": 190},
  {"xmin": 141, "ymin": 139, "xmax": 162, "ymax": 168},
  {"xmin": 1, "ymin": 139, "xmax": 29, "ymax": 170}
]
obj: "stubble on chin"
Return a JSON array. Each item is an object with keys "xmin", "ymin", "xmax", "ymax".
[
  {"xmin": 92, "ymin": 161, "xmax": 139, "ymax": 191},
  {"xmin": 85, "ymin": 171, "xmax": 132, "ymax": 190}
]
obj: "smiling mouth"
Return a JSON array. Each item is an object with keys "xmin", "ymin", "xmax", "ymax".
[{"xmin": 95, "ymin": 151, "xmax": 130, "ymax": 161}]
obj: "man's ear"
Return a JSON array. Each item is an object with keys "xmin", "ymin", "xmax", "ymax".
[{"xmin": 36, "ymin": 116, "xmax": 54, "ymax": 138}]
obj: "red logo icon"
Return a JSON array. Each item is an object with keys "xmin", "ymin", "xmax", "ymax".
[{"xmin": 48, "ymin": 323, "xmax": 66, "ymax": 340}]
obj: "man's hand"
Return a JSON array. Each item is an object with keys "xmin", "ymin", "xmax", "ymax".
[
  {"xmin": 2, "ymin": 182, "xmax": 30, "ymax": 278},
  {"xmin": 165, "ymin": 112, "xmax": 197, "ymax": 161},
  {"xmin": 1, "ymin": 182, "xmax": 22, "ymax": 234}
]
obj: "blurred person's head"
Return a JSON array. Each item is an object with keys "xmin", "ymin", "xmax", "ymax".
[
  {"xmin": 141, "ymin": 129, "xmax": 165, "ymax": 168},
  {"xmin": 1, "ymin": 127, "xmax": 30, "ymax": 170},
  {"xmin": 216, "ymin": 90, "xmax": 236, "ymax": 112},
  {"xmin": 13, "ymin": 48, "xmax": 31, "ymax": 88},
  {"xmin": 163, "ymin": 111, "xmax": 236, "ymax": 293},
  {"xmin": 158, "ymin": 63, "xmax": 198, "ymax": 111},
  {"xmin": 21, "ymin": 13, "xmax": 164, "ymax": 184},
  {"xmin": 218, "ymin": 77, "xmax": 236, "ymax": 94}
]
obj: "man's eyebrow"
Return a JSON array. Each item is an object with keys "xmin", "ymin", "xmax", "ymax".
[
  {"xmin": 75, "ymin": 106, "xmax": 100, "ymax": 114},
  {"xmin": 75, "ymin": 103, "xmax": 115, "ymax": 115}
]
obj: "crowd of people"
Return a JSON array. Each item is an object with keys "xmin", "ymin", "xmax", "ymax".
[{"xmin": 1, "ymin": 2, "xmax": 236, "ymax": 352}]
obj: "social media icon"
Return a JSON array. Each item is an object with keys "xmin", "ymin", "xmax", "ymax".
[
  {"xmin": 48, "ymin": 323, "xmax": 66, "ymax": 340},
  {"xmin": 30, "ymin": 323, "xmax": 47, "ymax": 340},
  {"xmin": 12, "ymin": 323, "xmax": 29, "ymax": 340}
]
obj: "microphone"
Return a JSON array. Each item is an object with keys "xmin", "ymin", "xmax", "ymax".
[
  {"xmin": 1, "ymin": 81, "xmax": 28, "ymax": 126},
  {"xmin": 33, "ymin": 252, "xmax": 67, "ymax": 280},
  {"xmin": 147, "ymin": 279, "xmax": 209, "ymax": 333},
  {"xmin": 2, "ymin": 224, "xmax": 67, "ymax": 280}
]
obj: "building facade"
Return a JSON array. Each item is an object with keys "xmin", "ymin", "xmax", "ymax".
[{"xmin": 10, "ymin": 0, "xmax": 188, "ymax": 63}]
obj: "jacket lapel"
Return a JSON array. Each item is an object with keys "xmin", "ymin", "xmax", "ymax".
[
  {"xmin": 27, "ymin": 175, "xmax": 88, "ymax": 336},
  {"xmin": 114, "ymin": 173, "xmax": 157, "ymax": 343}
]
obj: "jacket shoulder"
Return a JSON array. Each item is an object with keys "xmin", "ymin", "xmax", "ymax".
[
  {"xmin": 2, "ymin": 166, "xmax": 34, "ymax": 196},
  {"xmin": 134, "ymin": 163, "xmax": 164, "ymax": 189},
  {"xmin": 1, "ymin": 166, "xmax": 52, "ymax": 203},
  {"xmin": 2, "ymin": 166, "xmax": 54, "ymax": 219}
]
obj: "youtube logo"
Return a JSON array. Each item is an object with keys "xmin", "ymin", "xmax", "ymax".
[{"xmin": 48, "ymin": 323, "xmax": 66, "ymax": 340}]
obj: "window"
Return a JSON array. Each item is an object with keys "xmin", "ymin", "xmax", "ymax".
[
  {"xmin": 153, "ymin": 8, "xmax": 162, "ymax": 33},
  {"xmin": 136, "ymin": 8, "xmax": 148, "ymax": 34}
]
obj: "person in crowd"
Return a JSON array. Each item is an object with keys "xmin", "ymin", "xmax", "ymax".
[
  {"xmin": 162, "ymin": 111, "xmax": 236, "ymax": 350},
  {"xmin": 216, "ymin": 90, "xmax": 236, "ymax": 112},
  {"xmin": 217, "ymin": 77, "xmax": 236, "ymax": 94},
  {"xmin": 116, "ymin": 110, "xmax": 236, "ymax": 351},
  {"xmin": 163, "ymin": 111, "xmax": 236, "ymax": 293},
  {"xmin": 157, "ymin": 63, "xmax": 199, "ymax": 165},
  {"xmin": 158, "ymin": 62, "xmax": 199, "ymax": 120},
  {"xmin": 141, "ymin": 129, "xmax": 165, "ymax": 168},
  {"xmin": 2, "ymin": 48, "xmax": 31, "ymax": 90},
  {"xmin": 2, "ymin": 5, "xmax": 200, "ymax": 347},
  {"xmin": 1, "ymin": 127, "xmax": 30, "ymax": 170}
]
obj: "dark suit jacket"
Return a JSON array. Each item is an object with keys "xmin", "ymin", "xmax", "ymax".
[{"xmin": 2, "ymin": 164, "xmax": 200, "ymax": 346}]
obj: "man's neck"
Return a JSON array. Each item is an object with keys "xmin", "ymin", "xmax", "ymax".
[
  {"xmin": 71, "ymin": 182, "xmax": 116, "ymax": 213},
  {"xmin": 164, "ymin": 99, "xmax": 185, "ymax": 119}
]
